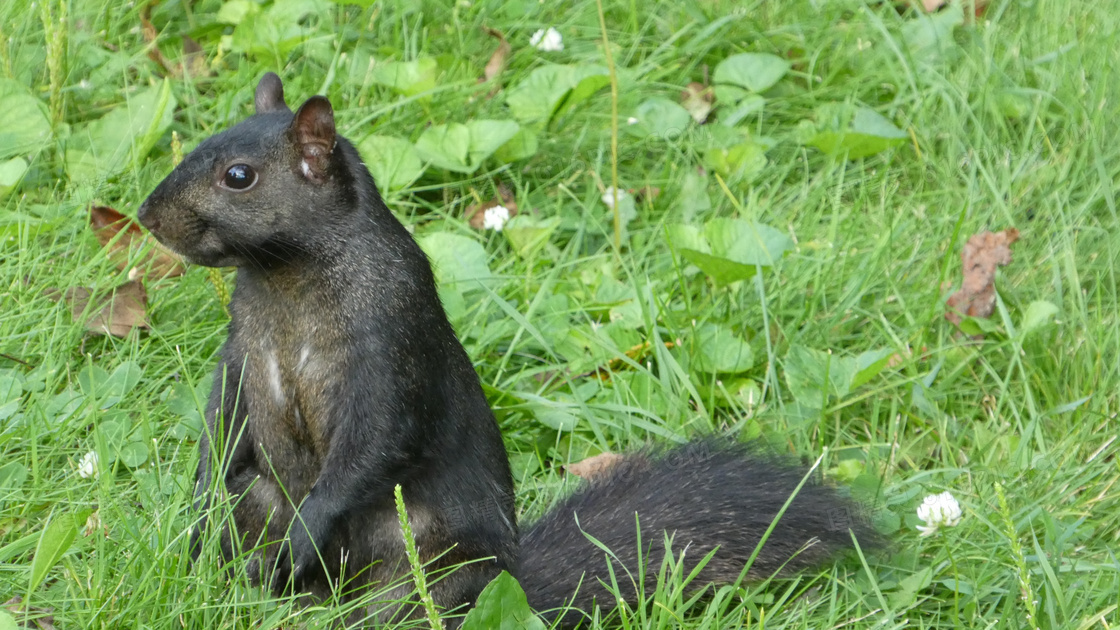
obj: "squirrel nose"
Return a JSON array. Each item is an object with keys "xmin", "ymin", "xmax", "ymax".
[{"xmin": 137, "ymin": 202, "xmax": 160, "ymax": 233}]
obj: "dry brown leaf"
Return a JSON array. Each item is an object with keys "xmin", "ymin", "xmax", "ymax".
[
  {"xmin": 4, "ymin": 596, "xmax": 57, "ymax": 630},
  {"xmin": 466, "ymin": 185, "xmax": 518, "ymax": 229},
  {"xmin": 681, "ymin": 82, "xmax": 714, "ymax": 124},
  {"xmin": 564, "ymin": 452, "xmax": 626, "ymax": 480},
  {"xmin": 582, "ymin": 340, "xmax": 677, "ymax": 381},
  {"xmin": 945, "ymin": 228, "xmax": 1020, "ymax": 327},
  {"xmin": 480, "ymin": 27, "xmax": 511, "ymax": 86},
  {"xmin": 916, "ymin": 0, "xmax": 989, "ymax": 16},
  {"xmin": 52, "ymin": 280, "xmax": 150, "ymax": 338},
  {"xmin": 90, "ymin": 205, "xmax": 186, "ymax": 279},
  {"xmin": 140, "ymin": 1, "xmax": 212, "ymax": 78}
]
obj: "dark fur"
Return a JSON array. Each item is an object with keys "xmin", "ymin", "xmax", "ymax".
[{"xmin": 138, "ymin": 74, "xmax": 874, "ymax": 625}]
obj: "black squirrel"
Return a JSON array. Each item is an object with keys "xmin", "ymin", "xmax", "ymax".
[{"xmin": 137, "ymin": 73, "xmax": 876, "ymax": 625}]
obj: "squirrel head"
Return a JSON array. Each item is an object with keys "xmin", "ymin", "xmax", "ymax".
[{"xmin": 138, "ymin": 73, "xmax": 361, "ymax": 268}]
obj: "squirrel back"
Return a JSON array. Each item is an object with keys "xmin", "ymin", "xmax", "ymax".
[{"xmin": 138, "ymin": 74, "xmax": 876, "ymax": 626}]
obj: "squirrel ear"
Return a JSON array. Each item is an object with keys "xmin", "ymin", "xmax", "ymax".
[
  {"xmin": 255, "ymin": 73, "xmax": 289, "ymax": 114},
  {"xmin": 291, "ymin": 96, "xmax": 336, "ymax": 183}
]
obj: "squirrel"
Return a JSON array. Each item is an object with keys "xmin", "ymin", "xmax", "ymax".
[{"xmin": 137, "ymin": 73, "xmax": 876, "ymax": 626}]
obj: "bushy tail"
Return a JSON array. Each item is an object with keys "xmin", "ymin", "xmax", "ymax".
[{"xmin": 514, "ymin": 440, "xmax": 876, "ymax": 625}]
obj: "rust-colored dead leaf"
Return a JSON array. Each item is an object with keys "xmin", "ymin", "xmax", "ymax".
[
  {"xmin": 681, "ymin": 82, "xmax": 714, "ymax": 124},
  {"xmin": 52, "ymin": 280, "xmax": 150, "ymax": 338},
  {"xmin": 582, "ymin": 340, "xmax": 677, "ymax": 381},
  {"xmin": 630, "ymin": 186, "xmax": 661, "ymax": 202},
  {"xmin": 466, "ymin": 185, "xmax": 518, "ymax": 229},
  {"xmin": 4, "ymin": 596, "xmax": 57, "ymax": 630},
  {"xmin": 945, "ymin": 228, "xmax": 1020, "ymax": 328},
  {"xmin": 480, "ymin": 27, "xmax": 511, "ymax": 86},
  {"xmin": 916, "ymin": 0, "xmax": 988, "ymax": 17},
  {"xmin": 141, "ymin": 2, "xmax": 212, "ymax": 78},
  {"xmin": 564, "ymin": 452, "xmax": 626, "ymax": 480},
  {"xmin": 90, "ymin": 205, "xmax": 186, "ymax": 279}
]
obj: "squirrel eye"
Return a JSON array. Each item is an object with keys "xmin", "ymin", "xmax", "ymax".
[{"xmin": 221, "ymin": 164, "xmax": 257, "ymax": 191}]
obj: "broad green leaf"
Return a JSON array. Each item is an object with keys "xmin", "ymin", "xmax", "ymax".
[
  {"xmin": 676, "ymin": 171, "xmax": 711, "ymax": 222},
  {"xmin": 629, "ymin": 97, "xmax": 692, "ymax": 140},
  {"xmin": 216, "ymin": 0, "xmax": 258, "ymax": 24},
  {"xmin": 228, "ymin": 0, "xmax": 328, "ymax": 57},
  {"xmin": 465, "ymin": 119, "xmax": 521, "ymax": 168},
  {"xmin": 799, "ymin": 104, "xmax": 907, "ymax": 160},
  {"xmin": 494, "ymin": 127, "xmax": 539, "ymax": 163},
  {"xmin": 888, "ymin": 566, "xmax": 934, "ymax": 610},
  {"xmin": 0, "ymin": 79, "xmax": 51, "ymax": 161},
  {"xmin": 119, "ymin": 441, "xmax": 149, "ymax": 468},
  {"xmin": 98, "ymin": 418, "xmax": 129, "ymax": 450},
  {"xmin": 0, "ymin": 609, "xmax": 17, "ymax": 630},
  {"xmin": 713, "ymin": 53, "xmax": 790, "ymax": 93},
  {"xmin": 66, "ymin": 80, "xmax": 176, "ymax": 181},
  {"xmin": 357, "ymin": 135, "xmax": 424, "ymax": 192},
  {"xmin": 533, "ymin": 407, "xmax": 579, "ymax": 432},
  {"xmin": 665, "ymin": 224, "xmax": 706, "ymax": 254},
  {"xmin": 903, "ymin": 3, "xmax": 964, "ymax": 60},
  {"xmin": 418, "ymin": 232, "xmax": 493, "ymax": 291},
  {"xmin": 1020, "ymin": 300, "xmax": 1059, "ymax": 335},
  {"xmin": 461, "ymin": 571, "xmax": 547, "ymax": 630},
  {"xmin": 371, "ymin": 58, "xmax": 438, "ymax": 96},
  {"xmin": 669, "ymin": 219, "xmax": 791, "ymax": 286},
  {"xmin": 678, "ymin": 249, "xmax": 759, "ymax": 286},
  {"xmin": 505, "ymin": 65, "xmax": 609, "ymax": 128},
  {"xmin": 784, "ymin": 345, "xmax": 855, "ymax": 408},
  {"xmin": 850, "ymin": 348, "xmax": 895, "ymax": 389},
  {"xmin": 694, "ymin": 323, "xmax": 753, "ymax": 373},
  {"xmin": 30, "ymin": 510, "xmax": 90, "ymax": 592},
  {"xmin": 78, "ymin": 365, "xmax": 110, "ymax": 400},
  {"xmin": 100, "ymin": 361, "xmax": 143, "ymax": 409},
  {"xmin": 415, "ymin": 123, "xmax": 471, "ymax": 171},
  {"xmin": 414, "ymin": 121, "xmax": 517, "ymax": 173},
  {"xmin": 0, "ymin": 462, "xmax": 27, "ymax": 490},
  {"xmin": 0, "ymin": 157, "xmax": 28, "ymax": 198},
  {"xmin": 702, "ymin": 142, "xmax": 767, "ymax": 180},
  {"xmin": 0, "ymin": 372, "xmax": 22, "ymax": 421},
  {"xmin": 721, "ymin": 94, "xmax": 766, "ymax": 127},
  {"xmin": 503, "ymin": 215, "xmax": 559, "ymax": 258},
  {"xmin": 705, "ymin": 218, "xmax": 792, "ymax": 267}
]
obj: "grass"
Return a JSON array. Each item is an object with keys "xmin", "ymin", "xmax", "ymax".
[{"xmin": 2, "ymin": 0, "xmax": 1119, "ymax": 628}]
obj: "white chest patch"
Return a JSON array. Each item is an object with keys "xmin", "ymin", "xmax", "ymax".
[
  {"xmin": 300, "ymin": 160, "xmax": 313, "ymax": 178},
  {"xmin": 265, "ymin": 351, "xmax": 285, "ymax": 405},
  {"xmin": 297, "ymin": 344, "xmax": 311, "ymax": 373}
]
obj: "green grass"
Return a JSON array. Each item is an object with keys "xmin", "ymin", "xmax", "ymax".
[{"xmin": 2, "ymin": 0, "xmax": 1119, "ymax": 628}]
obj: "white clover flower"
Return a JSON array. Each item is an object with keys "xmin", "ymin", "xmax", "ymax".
[
  {"xmin": 600, "ymin": 186, "xmax": 626, "ymax": 209},
  {"xmin": 78, "ymin": 451, "xmax": 100, "ymax": 479},
  {"xmin": 627, "ymin": 116, "xmax": 639, "ymax": 125},
  {"xmin": 530, "ymin": 27, "xmax": 564, "ymax": 52},
  {"xmin": 916, "ymin": 491, "xmax": 962, "ymax": 537},
  {"xmin": 482, "ymin": 205, "xmax": 511, "ymax": 231}
]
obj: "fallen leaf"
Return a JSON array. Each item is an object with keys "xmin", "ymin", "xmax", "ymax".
[
  {"xmin": 466, "ymin": 185, "xmax": 518, "ymax": 229},
  {"xmin": 945, "ymin": 228, "xmax": 1020, "ymax": 329},
  {"xmin": 90, "ymin": 205, "xmax": 185, "ymax": 278},
  {"xmin": 915, "ymin": 0, "xmax": 988, "ymax": 17},
  {"xmin": 630, "ymin": 186, "xmax": 661, "ymax": 202},
  {"xmin": 479, "ymin": 27, "xmax": 511, "ymax": 97},
  {"xmin": 582, "ymin": 340, "xmax": 677, "ymax": 381},
  {"xmin": 681, "ymin": 82, "xmax": 714, "ymax": 124},
  {"xmin": 141, "ymin": 1, "xmax": 212, "ymax": 78},
  {"xmin": 4, "ymin": 595, "xmax": 57, "ymax": 630},
  {"xmin": 564, "ymin": 452, "xmax": 626, "ymax": 480},
  {"xmin": 50, "ymin": 280, "xmax": 149, "ymax": 338}
]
